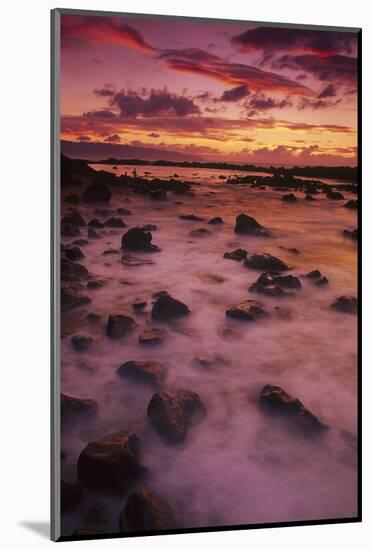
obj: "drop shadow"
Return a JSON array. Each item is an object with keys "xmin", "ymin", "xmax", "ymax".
[{"xmin": 18, "ymin": 521, "xmax": 50, "ymax": 539}]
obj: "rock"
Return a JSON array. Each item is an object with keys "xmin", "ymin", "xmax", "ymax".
[
  {"xmin": 61, "ymin": 223, "xmax": 81, "ymax": 237},
  {"xmin": 63, "ymin": 245, "xmax": 84, "ymax": 262},
  {"xmin": 260, "ymin": 385, "xmax": 327, "ymax": 433},
  {"xmin": 119, "ymin": 488, "xmax": 179, "ymax": 532},
  {"xmin": 208, "ymin": 217, "xmax": 224, "ymax": 224},
  {"xmin": 131, "ymin": 301, "xmax": 147, "ymax": 311},
  {"xmin": 82, "ymin": 183, "xmax": 112, "ymax": 203},
  {"xmin": 234, "ymin": 213, "xmax": 269, "ymax": 236},
  {"xmin": 61, "ymin": 393, "xmax": 98, "ymax": 418},
  {"xmin": 61, "ymin": 211, "xmax": 86, "ymax": 227},
  {"xmin": 305, "ymin": 194, "xmax": 316, "ymax": 201},
  {"xmin": 88, "ymin": 218, "xmax": 104, "ymax": 228},
  {"xmin": 106, "ymin": 314, "xmax": 137, "ymax": 338},
  {"xmin": 179, "ymin": 214, "xmax": 205, "ymax": 221},
  {"xmin": 77, "ymin": 431, "xmax": 145, "ymax": 492},
  {"xmin": 244, "ymin": 253, "xmax": 290, "ymax": 272},
  {"xmin": 306, "ymin": 269, "xmax": 322, "ymax": 279},
  {"xmin": 117, "ymin": 360, "xmax": 167, "ymax": 386},
  {"xmin": 189, "ymin": 228, "xmax": 211, "ymax": 237},
  {"xmin": 103, "ymin": 248, "xmax": 119, "ymax": 255},
  {"xmin": 279, "ymin": 246, "xmax": 300, "ymax": 255},
  {"xmin": 343, "ymin": 199, "xmax": 358, "ymax": 210},
  {"xmin": 150, "ymin": 190, "xmax": 167, "ymax": 201},
  {"xmin": 147, "ymin": 389, "xmax": 206, "ymax": 443},
  {"xmin": 87, "ymin": 312, "xmax": 101, "ymax": 323},
  {"xmin": 104, "ymin": 217, "xmax": 126, "ymax": 228},
  {"xmin": 282, "ymin": 193, "xmax": 297, "ymax": 202},
  {"xmin": 223, "ymin": 248, "xmax": 248, "ymax": 261},
  {"xmin": 327, "ymin": 190, "xmax": 344, "ymax": 200},
  {"xmin": 343, "ymin": 228, "xmax": 358, "ymax": 240},
  {"xmin": 121, "ymin": 254, "xmax": 154, "ymax": 266},
  {"xmin": 88, "ymin": 228, "xmax": 100, "ymax": 239},
  {"xmin": 117, "ymin": 208, "xmax": 132, "ymax": 216},
  {"xmin": 226, "ymin": 299, "xmax": 268, "ymax": 321},
  {"xmin": 140, "ymin": 224, "xmax": 157, "ymax": 231},
  {"xmin": 139, "ymin": 329, "xmax": 166, "ymax": 345},
  {"xmin": 249, "ymin": 272, "xmax": 301, "ymax": 297},
  {"xmin": 87, "ymin": 278, "xmax": 105, "ymax": 289},
  {"xmin": 121, "ymin": 227, "xmax": 160, "ymax": 252},
  {"xmin": 61, "ymin": 258, "xmax": 89, "ymax": 282},
  {"xmin": 331, "ymin": 296, "xmax": 357, "ymax": 314},
  {"xmin": 61, "ymin": 286, "xmax": 91, "ymax": 312},
  {"xmin": 71, "ymin": 335, "xmax": 93, "ymax": 351},
  {"xmin": 72, "ymin": 239, "xmax": 89, "ymax": 247},
  {"xmin": 315, "ymin": 276, "xmax": 329, "ymax": 286},
  {"xmin": 61, "ymin": 480, "xmax": 81, "ymax": 513},
  {"xmin": 95, "ymin": 208, "xmax": 114, "ymax": 216},
  {"xmin": 151, "ymin": 294, "xmax": 190, "ymax": 321}
]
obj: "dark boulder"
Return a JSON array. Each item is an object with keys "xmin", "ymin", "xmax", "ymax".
[
  {"xmin": 119, "ymin": 488, "xmax": 179, "ymax": 532},
  {"xmin": 327, "ymin": 190, "xmax": 344, "ymax": 200},
  {"xmin": 305, "ymin": 269, "xmax": 322, "ymax": 279},
  {"xmin": 88, "ymin": 228, "xmax": 100, "ymax": 239},
  {"xmin": 305, "ymin": 194, "xmax": 316, "ymax": 201},
  {"xmin": 61, "ymin": 480, "xmax": 81, "ymax": 513},
  {"xmin": 139, "ymin": 328, "xmax": 166, "ymax": 345},
  {"xmin": 343, "ymin": 228, "xmax": 358, "ymax": 240},
  {"xmin": 208, "ymin": 217, "xmax": 224, "ymax": 224},
  {"xmin": 117, "ymin": 360, "xmax": 167, "ymax": 386},
  {"xmin": 147, "ymin": 389, "xmax": 206, "ymax": 443},
  {"xmin": 87, "ymin": 277, "xmax": 105, "ymax": 289},
  {"xmin": 234, "ymin": 213, "xmax": 270, "ymax": 236},
  {"xmin": 223, "ymin": 248, "xmax": 247, "ymax": 261},
  {"xmin": 61, "ymin": 286, "xmax": 91, "ymax": 312},
  {"xmin": 331, "ymin": 295, "xmax": 357, "ymax": 314},
  {"xmin": 151, "ymin": 294, "xmax": 190, "ymax": 321},
  {"xmin": 63, "ymin": 245, "xmax": 84, "ymax": 262},
  {"xmin": 77, "ymin": 431, "xmax": 145, "ymax": 492},
  {"xmin": 249, "ymin": 272, "xmax": 301, "ymax": 297},
  {"xmin": 150, "ymin": 190, "xmax": 167, "ymax": 201},
  {"xmin": 343, "ymin": 199, "xmax": 358, "ymax": 210},
  {"xmin": 117, "ymin": 208, "xmax": 132, "ymax": 216},
  {"xmin": 315, "ymin": 276, "xmax": 329, "ymax": 286},
  {"xmin": 82, "ymin": 183, "xmax": 112, "ymax": 203},
  {"xmin": 61, "ymin": 223, "xmax": 81, "ymax": 238},
  {"xmin": 260, "ymin": 385, "xmax": 327, "ymax": 434},
  {"xmin": 226, "ymin": 299, "xmax": 268, "ymax": 321},
  {"xmin": 282, "ymin": 193, "xmax": 297, "ymax": 202},
  {"xmin": 244, "ymin": 253, "xmax": 290, "ymax": 272},
  {"xmin": 103, "ymin": 248, "xmax": 119, "ymax": 255},
  {"xmin": 104, "ymin": 217, "xmax": 126, "ymax": 228},
  {"xmin": 88, "ymin": 218, "xmax": 104, "ymax": 228},
  {"xmin": 61, "ymin": 211, "xmax": 86, "ymax": 227},
  {"xmin": 189, "ymin": 228, "xmax": 211, "ymax": 237},
  {"xmin": 106, "ymin": 314, "xmax": 137, "ymax": 338},
  {"xmin": 61, "ymin": 258, "xmax": 89, "ymax": 282},
  {"xmin": 61, "ymin": 392, "xmax": 98, "ymax": 418},
  {"xmin": 121, "ymin": 227, "xmax": 160, "ymax": 252},
  {"xmin": 71, "ymin": 334, "xmax": 93, "ymax": 351},
  {"xmin": 179, "ymin": 214, "xmax": 205, "ymax": 221},
  {"xmin": 132, "ymin": 300, "xmax": 147, "ymax": 311},
  {"xmin": 72, "ymin": 238, "xmax": 89, "ymax": 247}
]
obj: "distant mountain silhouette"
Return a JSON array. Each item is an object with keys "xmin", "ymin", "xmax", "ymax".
[{"xmin": 61, "ymin": 140, "xmax": 204, "ymax": 162}]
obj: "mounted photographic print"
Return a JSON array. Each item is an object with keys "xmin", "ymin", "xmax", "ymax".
[{"xmin": 51, "ymin": 8, "xmax": 361, "ymax": 542}]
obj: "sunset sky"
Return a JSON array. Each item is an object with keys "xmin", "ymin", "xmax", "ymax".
[{"xmin": 60, "ymin": 14, "xmax": 358, "ymax": 166}]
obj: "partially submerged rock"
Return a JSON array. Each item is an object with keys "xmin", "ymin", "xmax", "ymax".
[
  {"xmin": 119, "ymin": 488, "xmax": 179, "ymax": 532},
  {"xmin": 260, "ymin": 385, "xmax": 327, "ymax": 434},
  {"xmin": 87, "ymin": 277, "xmax": 105, "ymax": 289},
  {"xmin": 305, "ymin": 269, "xmax": 322, "ymax": 279},
  {"xmin": 61, "ymin": 392, "xmax": 98, "ymax": 418},
  {"xmin": 106, "ymin": 314, "xmax": 137, "ymax": 338},
  {"xmin": 82, "ymin": 183, "xmax": 112, "ymax": 203},
  {"xmin": 61, "ymin": 286, "xmax": 91, "ymax": 312},
  {"xmin": 327, "ymin": 190, "xmax": 344, "ymax": 200},
  {"xmin": 63, "ymin": 245, "xmax": 84, "ymax": 262},
  {"xmin": 88, "ymin": 218, "xmax": 104, "ymax": 228},
  {"xmin": 104, "ymin": 217, "xmax": 126, "ymax": 228},
  {"xmin": 179, "ymin": 214, "xmax": 205, "ymax": 221},
  {"xmin": 61, "ymin": 223, "xmax": 81, "ymax": 238},
  {"xmin": 61, "ymin": 480, "xmax": 81, "ymax": 513},
  {"xmin": 282, "ymin": 193, "xmax": 297, "ymax": 202},
  {"xmin": 234, "ymin": 213, "xmax": 270, "ymax": 236},
  {"xmin": 331, "ymin": 295, "xmax": 357, "ymax": 314},
  {"xmin": 61, "ymin": 258, "xmax": 90, "ymax": 282},
  {"xmin": 71, "ymin": 334, "xmax": 93, "ymax": 352},
  {"xmin": 343, "ymin": 199, "xmax": 358, "ymax": 210},
  {"xmin": 139, "ymin": 329, "xmax": 166, "ymax": 345},
  {"xmin": 61, "ymin": 211, "xmax": 86, "ymax": 227},
  {"xmin": 147, "ymin": 389, "xmax": 206, "ymax": 443},
  {"xmin": 77, "ymin": 431, "xmax": 145, "ymax": 492},
  {"xmin": 121, "ymin": 227, "xmax": 160, "ymax": 252},
  {"xmin": 151, "ymin": 294, "xmax": 190, "ymax": 321},
  {"xmin": 121, "ymin": 253, "xmax": 154, "ymax": 266},
  {"xmin": 208, "ymin": 216, "xmax": 224, "ymax": 224},
  {"xmin": 189, "ymin": 228, "xmax": 211, "ymax": 238},
  {"xmin": 343, "ymin": 228, "xmax": 358, "ymax": 241},
  {"xmin": 226, "ymin": 299, "xmax": 268, "ymax": 321},
  {"xmin": 249, "ymin": 272, "xmax": 301, "ymax": 297},
  {"xmin": 117, "ymin": 360, "xmax": 167, "ymax": 386},
  {"xmin": 244, "ymin": 253, "xmax": 290, "ymax": 272},
  {"xmin": 223, "ymin": 248, "xmax": 247, "ymax": 261},
  {"xmin": 88, "ymin": 228, "xmax": 100, "ymax": 239}
]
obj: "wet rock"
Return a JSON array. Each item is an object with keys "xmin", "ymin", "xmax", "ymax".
[
  {"xmin": 132, "ymin": 301, "xmax": 147, "ymax": 311},
  {"xmin": 61, "ymin": 286, "xmax": 91, "ymax": 312},
  {"xmin": 71, "ymin": 334, "xmax": 93, "ymax": 351},
  {"xmin": 103, "ymin": 248, "xmax": 119, "ymax": 255},
  {"xmin": 77, "ymin": 431, "xmax": 145, "ymax": 492},
  {"xmin": 61, "ymin": 223, "xmax": 81, "ymax": 237},
  {"xmin": 343, "ymin": 228, "xmax": 358, "ymax": 241},
  {"xmin": 61, "ymin": 258, "xmax": 89, "ymax": 282},
  {"xmin": 223, "ymin": 248, "xmax": 247, "ymax": 261},
  {"xmin": 82, "ymin": 183, "xmax": 112, "ymax": 203},
  {"xmin": 226, "ymin": 299, "xmax": 268, "ymax": 321},
  {"xmin": 63, "ymin": 245, "xmax": 84, "ymax": 262},
  {"xmin": 117, "ymin": 207, "xmax": 132, "ymax": 216},
  {"xmin": 234, "ymin": 213, "xmax": 270, "ymax": 236},
  {"xmin": 87, "ymin": 312, "xmax": 101, "ymax": 323},
  {"xmin": 121, "ymin": 227, "xmax": 160, "ymax": 252},
  {"xmin": 260, "ymin": 385, "xmax": 327, "ymax": 433},
  {"xmin": 151, "ymin": 294, "xmax": 190, "ymax": 321},
  {"xmin": 89, "ymin": 219, "xmax": 104, "ymax": 229},
  {"xmin": 87, "ymin": 277, "xmax": 105, "ymax": 289},
  {"xmin": 208, "ymin": 217, "xmax": 224, "ymax": 224},
  {"xmin": 117, "ymin": 360, "xmax": 167, "ymax": 386},
  {"xmin": 249, "ymin": 272, "xmax": 301, "ymax": 297},
  {"xmin": 119, "ymin": 488, "xmax": 179, "ymax": 532},
  {"xmin": 327, "ymin": 190, "xmax": 344, "ymax": 200},
  {"xmin": 331, "ymin": 295, "xmax": 357, "ymax": 314},
  {"xmin": 282, "ymin": 193, "xmax": 297, "ymax": 202},
  {"xmin": 305, "ymin": 269, "xmax": 322, "ymax": 279},
  {"xmin": 179, "ymin": 214, "xmax": 205, "ymax": 221},
  {"xmin": 106, "ymin": 314, "xmax": 137, "ymax": 338},
  {"xmin": 61, "ymin": 392, "xmax": 98, "ymax": 418},
  {"xmin": 279, "ymin": 246, "xmax": 300, "ymax": 254},
  {"xmin": 104, "ymin": 217, "xmax": 126, "ymax": 228},
  {"xmin": 147, "ymin": 389, "xmax": 206, "ymax": 443},
  {"xmin": 72, "ymin": 238, "xmax": 89, "ymax": 247},
  {"xmin": 61, "ymin": 480, "xmax": 81, "ymax": 513},
  {"xmin": 305, "ymin": 194, "xmax": 316, "ymax": 201},
  {"xmin": 244, "ymin": 253, "xmax": 290, "ymax": 272},
  {"xmin": 140, "ymin": 224, "xmax": 157, "ymax": 231},
  {"xmin": 139, "ymin": 329, "xmax": 166, "ymax": 345},
  {"xmin": 121, "ymin": 253, "xmax": 154, "ymax": 266},
  {"xmin": 189, "ymin": 228, "xmax": 211, "ymax": 238},
  {"xmin": 61, "ymin": 211, "xmax": 86, "ymax": 227},
  {"xmin": 343, "ymin": 199, "xmax": 358, "ymax": 210},
  {"xmin": 150, "ymin": 190, "xmax": 167, "ymax": 201},
  {"xmin": 315, "ymin": 276, "xmax": 329, "ymax": 286}
]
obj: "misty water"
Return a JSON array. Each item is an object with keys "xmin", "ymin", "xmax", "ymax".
[{"xmin": 60, "ymin": 164, "xmax": 358, "ymax": 535}]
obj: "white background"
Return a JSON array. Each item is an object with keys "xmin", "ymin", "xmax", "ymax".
[{"xmin": 1, "ymin": 0, "xmax": 369, "ymax": 547}]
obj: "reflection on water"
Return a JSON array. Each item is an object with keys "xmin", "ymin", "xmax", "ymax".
[{"xmin": 61, "ymin": 165, "xmax": 357, "ymax": 535}]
